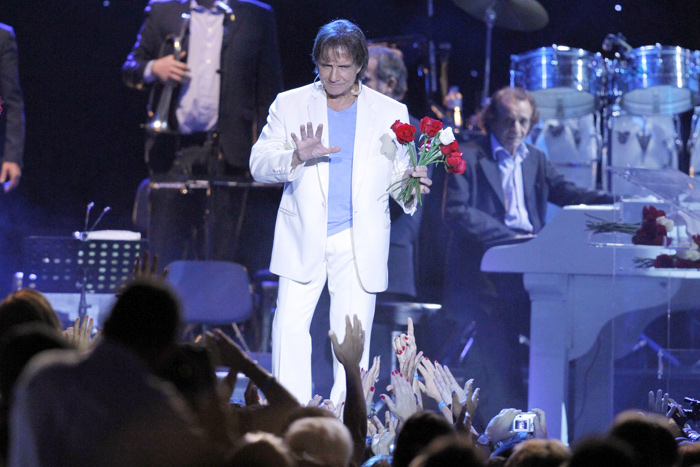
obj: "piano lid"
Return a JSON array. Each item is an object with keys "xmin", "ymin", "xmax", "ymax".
[{"xmin": 609, "ymin": 167, "xmax": 700, "ymax": 223}]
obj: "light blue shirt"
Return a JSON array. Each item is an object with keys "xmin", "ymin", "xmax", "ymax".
[
  {"xmin": 491, "ymin": 134, "xmax": 534, "ymax": 233},
  {"xmin": 175, "ymin": 1, "xmax": 224, "ymax": 133},
  {"xmin": 326, "ymin": 101, "xmax": 357, "ymax": 236}
]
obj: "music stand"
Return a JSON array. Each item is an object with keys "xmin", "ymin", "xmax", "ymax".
[{"xmin": 23, "ymin": 236, "xmax": 148, "ymax": 318}]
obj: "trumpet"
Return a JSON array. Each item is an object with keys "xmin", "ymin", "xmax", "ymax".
[{"xmin": 146, "ymin": 12, "xmax": 190, "ymax": 135}]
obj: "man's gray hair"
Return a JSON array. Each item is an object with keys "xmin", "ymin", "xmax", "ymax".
[{"xmin": 368, "ymin": 45, "xmax": 408, "ymax": 100}]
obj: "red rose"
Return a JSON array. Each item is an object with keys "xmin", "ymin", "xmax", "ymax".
[
  {"xmin": 642, "ymin": 205, "xmax": 666, "ymax": 223},
  {"xmin": 653, "ymin": 254, "xmax": 675, "ymax": 268},
  {"xmin": 693, "ymin": 234, "xmax": 700, "ymax": 248},
  {"xmin": 391, "ymin": 120, "xmax": 416, "ymax": 144},
  {"xmin": 449, "ymin": 159, "xmax": 466, "ymax": 175},
  {"xmin": 440, "ymin": 141, "xmax": 459, "ymax": 156},
  {"xmin": 420, "ymin": 117, "xmax": 443, "ymax": 138},
  {"xmin": 445, "ymin": 154, "xmax": 465, "ymax": 174}
]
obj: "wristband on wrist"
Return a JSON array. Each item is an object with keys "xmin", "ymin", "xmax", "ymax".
[{"xmin": 438, "ymin": 400, "xmax": 447, "ymax": 411}]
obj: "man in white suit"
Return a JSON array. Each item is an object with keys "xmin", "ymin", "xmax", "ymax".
[{"xmin": 250, "ymin": 19, "xmax": 431, "ymax": 403}]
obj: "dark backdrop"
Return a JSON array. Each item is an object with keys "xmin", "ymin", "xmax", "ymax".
[{"xmin": 0, "ymin": 0, "xmax": 699, "ymax": 290}]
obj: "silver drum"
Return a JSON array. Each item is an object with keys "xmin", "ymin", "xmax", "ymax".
[
  {"xmin": 510, "ymin": 45, "xmax": 606, "ymax": 120},
  {"xmin": 616, "ymin": 45, "xmax": 699, "ymax": 115}
]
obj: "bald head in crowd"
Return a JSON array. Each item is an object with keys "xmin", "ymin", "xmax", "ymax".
[{"xmin": 285, "ymin": 417, "xmax": 352, "ymax": 467}]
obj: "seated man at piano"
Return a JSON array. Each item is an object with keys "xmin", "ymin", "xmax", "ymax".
[{"xmin": 442, "ymin": 86, "xmax": 613, "ymax": 424}]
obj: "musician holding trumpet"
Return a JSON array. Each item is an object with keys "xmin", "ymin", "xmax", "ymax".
[{"xmin": 122, "ymin": 0, "xmax": 282, "ymax": 268}]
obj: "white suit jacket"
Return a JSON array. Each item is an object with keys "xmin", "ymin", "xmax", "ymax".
[{"xmin": 250, "ymin": 83, "xmax": 416, "ymax": 292}]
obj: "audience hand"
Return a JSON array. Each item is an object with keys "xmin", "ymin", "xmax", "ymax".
[
  {"xmin": 329, "ymin": 314, "xmax": 364, "ymax": 369},
  {"xmin": 361, "ymin": 356, "xmax": 380, "ymax": 416},
  {"xmin": 454, "ymin": 403, "xmax": 473, "ymax": 440},
  {"xmin": 485, "ymin": 408, "xmax": 522, "ymax": 443},
  {"xmin": 532, "ymin": 408, "xmax": 547, "ymax": 439},
  {"xmin": 393, "ymin": 317, "xmax": 417, "ymax": 371},
  {"xmin": 416, "ymin": 358, "xmax": 442, "ymax": 404},
  {"xmin": 381, "ymin": 370, "xmax": 417, "ymax": 424},
  {"xmin": 326, "ymin": 396, "xmax": 345, "ymax": 419},
  {"xmin": 648, "ymin": 389, "xmax": 679, "ymax": 418},
  {"xmin": 63, "ymin": 315, "xmax": 98, "ymax": 350},
  {"xmin": 306, "ymin": 395, "xmax": 323, "ymax": 408},
  {"xmin": 133, "ymin": 250, "xmax": 168, "ymax": 280},
  {"xmin": 205, "ymin": 329, "xmax": 252, "ymax": 373},
  {"xmin": 449, "ymin": 377, "xmax": 479, "ymax": 424},
  {"xmin": 244, "ymin": 380, "xmax": 260, "ymax": 407},
  {"xmin": 368, "ymin": 412, "xmax": 397, "ymax": 456},
  {"xmin": 432, "ymin": 364, "xmax": 453, "ymax": 409}
]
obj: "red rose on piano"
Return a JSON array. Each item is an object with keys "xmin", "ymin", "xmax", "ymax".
[
  {"xmin": 652, "ymin": 254, "xmax": 675, "ymax": 268},
  {"xmin": 632, "ymin": 205, "xmax": 673, "ymax": 246}
]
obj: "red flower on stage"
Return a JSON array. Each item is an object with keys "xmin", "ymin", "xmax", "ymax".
[
  {"xmin": 389, "ymin": 118, "xmax": 465, "ymax": 205},
  {"xmin": 632, "ymin": 205, "xmax": 672, "ymax": 246}
]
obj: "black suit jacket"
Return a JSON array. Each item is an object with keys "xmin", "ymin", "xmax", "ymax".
[
  {"xmin": 0, "ymin": 23, "xmax": 25, "ymax": 167},
  {"xmin": 442, "ymin": 135, "xmax": 613, "ymax": 310},
  {"xmin": 122, "ymin": 0, "xmax": 282, "ymax": 170},
  {"xmin": 445, "ymin": 135, "xmax": 613, "ymax": 247}
]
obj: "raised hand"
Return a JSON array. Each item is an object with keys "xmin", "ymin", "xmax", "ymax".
[
  {"xmin": 368, "ymin": 412, "xmax": 397, "ymax": 456},
  {"xmin": 433, "ymin": 364, "xmax": 453, "ymax": 405},
  {"xmin": 290, "ymin": 122, "xmax": 340, "ymax": 165},
  {"xmin": 133, "ymin": 250, "xmax": 168, "ymax": 281},
  {"xmin": 381, "ymin": 370, "xmax": 417, "ymax": 424},
  {"xmin": 205, "ymin": 329, "xmax": 251, "ymax": 373},
  {"xmin": 451, "ymin": 378, "xmax": 479, "ymax": 424},
  {"xmin": 63, "ymin": 315, "xmax": 99, "ymax": 350},
  {"xmin": 361, "ymin": 356, "xmax": 380, "ymax": 416},
  {"xmin": 393, "ymin": 317, "xmax": 417, "ymax": 375},
  {"xmin": 416, "ymin": 358, "xmax": 442, "ymax": 403},
  {"xmin": 329, "ymin": 314, "xmax": 364, "ymax": 369},
  {"xmin": 306, "ymin": 394, "xmax": 324, "ymax": 408}
]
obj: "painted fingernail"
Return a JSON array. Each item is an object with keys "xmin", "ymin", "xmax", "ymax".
[
  {"xmin": 404, "ymin": 336, "xmax": 408, "ymax": 340},
  {"xmin": 380, "ymin": 395, "xmax": 386, "ymax": 400},
  {"xmin": 402, "ymin": 346, "xmax": 405, "ymax": 350},
  {"xmin": 370, "ymin": 386, "xmax": 375, "ymax": 391}
]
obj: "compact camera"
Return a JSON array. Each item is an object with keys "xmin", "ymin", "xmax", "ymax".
[{"xmin": 512, "ymin": 412, "xmax": 537, "ymax": 433}]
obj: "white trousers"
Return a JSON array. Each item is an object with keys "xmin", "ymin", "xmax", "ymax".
[{"xmin": 271, "ymin": 228, "xmax": 376, "ymax": 404}]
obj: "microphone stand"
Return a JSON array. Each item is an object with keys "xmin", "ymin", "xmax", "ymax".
[
  {"xmin": 481, "ymin": 4, "xmax": 496, "ymax": 106},
  {"xmin": 76, "ymin": 203, "xmax": 111, "ymax": 319}
]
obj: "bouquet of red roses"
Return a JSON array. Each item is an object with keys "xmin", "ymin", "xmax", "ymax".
[
  {"xmin": 586, "ymin": 205, "xmax": 673, "ymax": 246},
  {"xmin": 388, "ymin": 116, "xmax": 465, "ymax": 205}
]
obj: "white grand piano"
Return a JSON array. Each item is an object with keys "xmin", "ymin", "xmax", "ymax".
[{"xmin": 481, "ymin": 168, "xmax": 700, "ymax": 442}]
